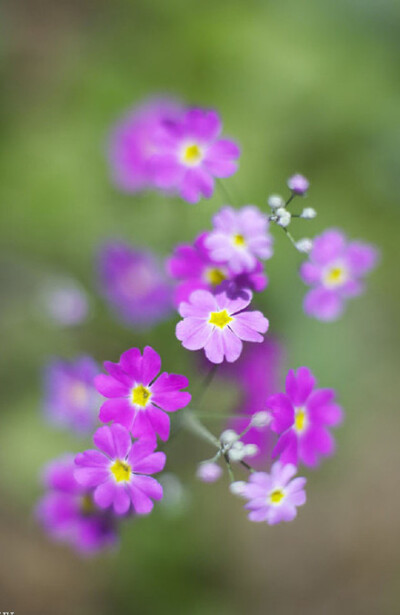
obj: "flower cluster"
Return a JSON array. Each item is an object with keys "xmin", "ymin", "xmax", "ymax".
[{"xmin": 36, "ymin": 97, "xmax": 379, "ymax": 553}]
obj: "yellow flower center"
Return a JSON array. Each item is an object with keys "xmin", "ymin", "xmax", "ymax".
[
  {"xmin": 209, "ymin": 309, "xmax": 233, "ymax": 329},
  {"xmin": 294, "ymin": 406, "xmax": 308, "ymax": 433},
  {"xmin": 324, "ymin": 264, "xmax": 348, "ymax": 288},
  {"xmin": 131, "ymin": 384, "xmax": 151, "ymax": 407},
  {"xmin": 206, "ymin": 267, "xmax": 227, "ymax": 286},
  {"xmin": 233, "ymin": 234, "xmax": 246, "ymax": 247},
  {"xmin": 110, "ymin": 459, "xmax": 131, "ymax": 483},
  {"xmin": 269, "ymin": 489, "xmax": 285, "ymax": 504},
  {"xmin": 80, "ymin": 494, "xmax": 96, "ymax": 515},
  {"xmin": 182, "ymin": 143, "xmax": 203, "ymax": 166}
]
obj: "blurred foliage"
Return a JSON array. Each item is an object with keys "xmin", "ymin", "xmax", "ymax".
[{"xmin": 0, "ymin": 0, "xmax": 399, "ymax": 613}]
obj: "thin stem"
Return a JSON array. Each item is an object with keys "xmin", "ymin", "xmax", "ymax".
[
  {"xmin": 285, "ymin": 193, "xmax": 296, "ymax": 207},
  {"xmin": 181, "ymin": 410, "xmax": 220, "ymax": 448},
  {"xmin": 195, "ymin": 364, "xmax": 218, "ymax": 408}
]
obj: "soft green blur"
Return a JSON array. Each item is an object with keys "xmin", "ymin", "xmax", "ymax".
[{"xmin": 1, "ymin": 1, "xmax": 399, "ymax": 613}]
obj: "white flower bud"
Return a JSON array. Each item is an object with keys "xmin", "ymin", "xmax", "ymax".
[
  {"xmin": 300, "ymin": 207, "xmax": 317, "ymax": 219},
  {"xmin": 267, "ymin": 194, "xmax": 285, "ymax": 210},
  {"xmin": 220, "ymin": 429, "xmax": 237, "ymax": 444},
  {"xmin": 243, "ymin": 444, "xmax": 259, "ymax": 458},
  {"xmin": 251, "ymin": 411, "xmax": 271, "ymax": 428},
  {"xmin": 229, "ymin": 481, "xmax": 247, "ymax": 497},
  {"xmin": 295, "ymin": 238, "xmax": 313, "ymax": 253},
  {"xmin": 276, "ymin": 207, "xmax": 291, "ymax": 227},
  {"xmin": 228, "ymin": 441, "xmax": 245, "ymax": 461}
]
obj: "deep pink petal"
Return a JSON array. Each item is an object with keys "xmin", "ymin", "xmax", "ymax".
[
  {"xmin": 268, "ymin": 393, "xmax": 294, "ymax": 433},
  {"xmin": 99, "ymin": 398, "xmax": 133, "ymax": 429},
  {"xmin": 94, "ymin": 374, "xmax": 130, "ymax": 398},
  {"xmin": 93, "ymin": 424, "xmax": 131, "ymax": 459}
]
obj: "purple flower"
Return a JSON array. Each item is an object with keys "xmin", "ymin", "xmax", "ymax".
[
  {"xmin": 150, "ymin": 108, "xmax": 240, "ymax": 204},
  {"xmin": 95, "ymin": 346, "xmax": 191, "ymax": 441},
  {"xmin": 287, "ymin": 173, "xmax": 309, "ymax": 195},
  {"xmin": 205, "ymin": 206, "xmax": 273, "ymax": 274},
  {"xmin": 36, "ymin": 455, "xmax": 117, "ymax": 555},
  {"xmin": 74, "ymin": 424, "xmax": 166, "ymax": 515},
  {"xmin": 108, "ymin": 97, "xmax": 183, "ymax": 193},
  {"xmin": 241, "ymin": 462, "xmax": 306, "ymax": 525},
  {"xmin": 300, "ymin": 229, "xmax": 379, "ymax": 321},
  {"xmin": 43, "ymin": 357, "xmax": 100, "ymax": 434},
  {"xmin": 167, "ymin": 232, "xmax": 268, "ymax": 306},
  {"xmin": 269, "ymin": 367, "xmax": 343, "ymax": 467},
  {"xmin": 97, "ymin": 241, "xmax": 173, "ymax": 328},
  {"xmin": 176, "ymin": 288, "xmax": 269, "ymax": 364}
]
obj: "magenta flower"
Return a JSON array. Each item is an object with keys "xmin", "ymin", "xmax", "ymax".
[
  {"xmin": 269, "ymin": 367, "xmax": 343, "ymax": 467},
  {"xmin": 74, "ymin": 424, "xmax": 166, "ymax": 515},
  {"xmin": 150, "ymin": 108, "xmax": 240, "ymax": 204},
  {"xmin": 241, "ymin": 462, "xmax": 306, "ymax": 525},
  {"xmin": 97, "ymin": 241, "xmax": 173, "ymax": 328},
  {"xmin": 205, "ymin": 206, "xmax": 273, "ymax": 273},
  {"xmin": 108, "ymin": 97, "xmax": 183, "ymax": 193},
  {"xmin": 36, "ymin": 455, "xmax": 117, "ymax": 555},
  {"xmin": 176, "ymin": 289, "xmax": 269, "ymax": 364},
  {"xmin": 168, "ymin": 232, "xmax": 268, "ymax": 306},
  {"xmin": 43, "ymin": 357, "xmax": 100, "ymax": 434},
  {"xmin": 300, "ymin": 229, "xmax": 379, "ymax": 321},
  {"xmin": 95, "ymin": 346, "xmax": 191, "ymax": 441}
]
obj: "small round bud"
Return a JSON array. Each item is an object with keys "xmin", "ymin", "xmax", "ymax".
[
  {"xmin": 220, "ymin": 429, "xmax": 237, "ymax": 445},
  {"xmin": 229, "ymin": 481, "xmax": 247, "ymax": 497},
  {"xmin": 300, "ymin": 207, "xmax": 317, "ymax": 219},
  {"xmin": 287, "ymin": 173, "xmax": 309, "ymax": 195},
  {"xmin": 251, "ymin": 411, "xmax": 271, "ymax": 428},
  {"xmin": 196, "ymin": 462, "xmax": 222, "ymax": 483},
  {"xmin": 267, "ymin": 194, "xmax": 285, "ymax": 210},
  {"xmin": 276, "ymin": 207, "xmax": 291, "ymax": 228},
  {"xmin": 228, "ymin": 441, "xmax": 245, "ymax": 461},
  {"xmin": 295, "ymin": 238, "xmax": 313, "ymax": 253},
  {"xmin": 243, "ymin": 444, "xmax": 259, "ymax": 458}
]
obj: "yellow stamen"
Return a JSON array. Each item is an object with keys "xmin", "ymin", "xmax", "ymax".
[
  {"xmin": 111, "ymin": 459, "xmax": 131, "ymax": 483},
  {"xmin": 182, "ymin": 144, "xmax": 202, "ymax": 165},
  {"xmin": 327, "ymin": 267, "xmax": 344, "ymax": 284},
  {"xmin": 294, "ymin": 407, "xmax": 307, "ymax": 433},
  {"xmin": 270, "ymin": 489, "xmax": 285, "ymax": 504},
  {"xmin": 233, "ymin": 234, "xmax": 246, "ymax": 247},
  {"xmin": 209, "ymin": 309, "xmax": 233, "ymax": 329},
  {"xmin": 132, "ymin": 384, "xmax": 151, "ymax": 407},
  {"xmin": 80, "ymin": 494, "xmax": 96, "ymax": 515},
  {"xmin": 206, "ymin": 268, "xmax": 226, "ymax": 286}
]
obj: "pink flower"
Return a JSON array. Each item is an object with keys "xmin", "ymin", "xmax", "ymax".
[
  {"xmin": 176, "ymin": 289, "xmax": 269, "ymax": 364},
  {"xmin": 95, "ymin": 346, "xmax": 191, "ymax": 441},
  {"xmin": 205, "ymin": 206, "xmax": 273, "ymax": 273},
  {"xmin": 150, "ymin": 108, "xmax": 240, "ymax": 204},
  {"xmin": 269, "ymin": 367, "xmax": 343, "ymax": 467},
  {"xmin": 74, "ymin": 424, "xmax": 166, "ymax": 515},
  {"xmin": 241, "ymin": 462, "xmax": 306, "ymax": 525}
]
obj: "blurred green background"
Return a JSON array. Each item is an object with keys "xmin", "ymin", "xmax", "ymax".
[{"xmin": 1, "ymin": 1, "xmax": 399, "ymax": 613}]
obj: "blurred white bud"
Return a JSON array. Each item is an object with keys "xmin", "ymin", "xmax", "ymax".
[
  {"xmin": 220, "ymin": 429, "xmax": 237, "ymax": 445},
  {"xmin": 251, "ymin": 411, "xmax": 271, "ymax": 428},
  {"xmin": 267, "ymin": 194, "xmax": 285, "ymax": 210},
  {"xmin": 243, "ymin": 444, "xmax": 259, "ymax": 458},
  {"xmin": 196, "ymin": 462, "xmax": 222, "ymax": 483},
  {"xmin": 295, "ymin": 238, "xmax": 313, "ymax": 253},
  {"xmin": 228, "ymin": 441, "xmax": 245, "ymax": 461},
  {"xmin": 229, "ymin": 481, "xmax": 247, "ymax": 497},
  {"xmin": 300, "ymin": 207, "xmax": 317, "ymax": 219},
  {"xmin": 276, "ymin": 207, "xmax": 291, "ymax": 227}
]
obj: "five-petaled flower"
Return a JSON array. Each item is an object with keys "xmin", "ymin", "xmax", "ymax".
[
  {"xmin": 300, "ymin": 228, "xmax": 379, "ymax": 321},
  {"xmin": 268, "ymin": 367, "xmax": 343, "ymax": 467},
  {"xmin": 176, "ymin": 288, "xmax": 269, "ymax": 364},
  {"xmin": 74, "ymin": 424, "xmax": 166, "ymax": 515},
  {"xmin": 95, "ymin": 346, "xmax": 191, "ymax": 441},
  {"xmin": 240, "ymin": 462, "xmax": 306, "ymax": 525}
]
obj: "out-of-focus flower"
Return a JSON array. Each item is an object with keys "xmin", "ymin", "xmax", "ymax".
[
  {"xmin": 95, "ymin": 346, "xmax": 191, "ymax": 441},
  {"xmin": 74, "ymin": 424, "xmax": 166, "ymax": 515},
  {"xmin": 300, "ymin": 229, "xmax": 379, "ymax": 321},
  {"xmin": 205, "ymin": 206, "xmax": 273, "ymax": 273},
  {"xmin": 36, "ymin": 455, "xmax": 117, "ymax": 555},
  {"xmin": 295, "ymin": 238, "xmax": 313, "ymax": 254},
  {"xmin": 167, "ymin": 232, "xmax": 267, "ymax": 306},
  {"xmin": 150, "ymin": 108, "xmax": 240, "ymax": 204},
  {"xmin": 239, "ymin": 462, "xmax": 306, "ymax": 525},
  {"xmin": 287, "ymin": 174, "xmax": 309, "ymax": 195},
  {"xmin": 267, "ymin": 194, "xmax": 285, "ymax": 210},
  {"xmin": 108, "ymin": 97, "xmax": 183, "ymax": 193},
  {"xmin": 97, "ymin": 241, "xmax": 173, "ymax": 328},
  {"xmin": 269, "ymin": 367, "xmax": 343, "ymax": 467},
  {"xmin": 40, "ymin": 277, "xmax": 89, "ymax": 326},
  {"xmin": 196, "ymin": 462, "xmax": 222, "ymax": 483},
  {"xmin": 43, "ymin": 357, "xmax": 100, "ymax": 434},
  {"xmin": 300, "ymin": 207, "xmax": 317, "ymax": 219},
  {"xmin": 176, "ymin": 289, "xmax": 269, "ymax": 364}
]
